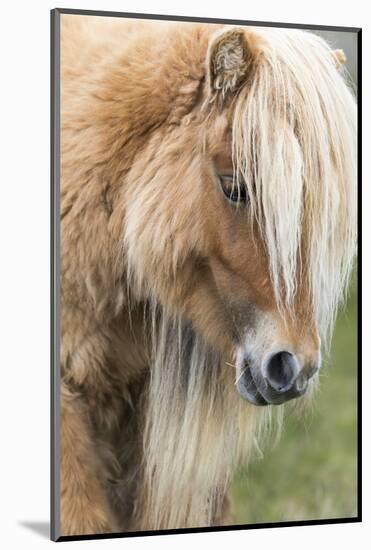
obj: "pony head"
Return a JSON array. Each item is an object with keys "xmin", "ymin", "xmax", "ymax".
[
  {"xmin": 121, "ymin": 23, "xmax": 357, "ymax": 530},
  {"xmin": 124, "ymin": 25, "xmax": 356, "ymax": 408}
]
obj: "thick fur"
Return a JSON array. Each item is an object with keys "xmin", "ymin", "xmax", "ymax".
[{"xmin": 60, "ymin": 17, "xmax": 356, "ymax": 535}]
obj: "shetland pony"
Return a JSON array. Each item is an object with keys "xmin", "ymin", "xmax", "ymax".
[{"xmin": 59, "ymin": 16, "xmax": 357, "ymax": 536}]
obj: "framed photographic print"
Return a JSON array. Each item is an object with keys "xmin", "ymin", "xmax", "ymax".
[{"xmin": 51, "ymin": 8, "xmax": 361, "ymax": 542}]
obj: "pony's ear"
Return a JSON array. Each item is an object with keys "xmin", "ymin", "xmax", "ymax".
[
  {"xmin": 331, "ymin": 48, "xmax": 346, "ymax": 70},
  {"xmin": 206, "ymin": 28, "xmax": 256, "ymax": 99}
]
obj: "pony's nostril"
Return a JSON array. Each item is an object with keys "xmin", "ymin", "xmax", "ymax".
[{"xmin": 264, "ymin": 351, "xmax": 298, "ymax": 393}]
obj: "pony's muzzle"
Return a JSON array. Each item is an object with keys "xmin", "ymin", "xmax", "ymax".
[{"xmin": 236, "ymin": 349, "xmax": 320, "ymax": 406}]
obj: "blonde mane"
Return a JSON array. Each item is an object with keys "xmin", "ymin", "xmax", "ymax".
[{"xmin": 232, "ymin": 28, "xmax": 357, "ymax": 342}]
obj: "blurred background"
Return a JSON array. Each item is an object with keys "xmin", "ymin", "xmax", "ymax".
[{"xmin": 231, "ymin": 28, "xmax": 358, "ymax": 524}]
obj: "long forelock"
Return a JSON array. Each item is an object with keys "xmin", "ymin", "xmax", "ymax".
[{"xmin": 232, "ymin": 28, "xmax": 357, "ymax": 344}]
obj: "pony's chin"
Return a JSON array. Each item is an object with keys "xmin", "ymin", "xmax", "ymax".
[{"xmin": 236, "ymin": 367, "xmax": 269, "ymax": 406}]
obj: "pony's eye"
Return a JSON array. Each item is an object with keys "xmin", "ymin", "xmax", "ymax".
[{"xmin": 218, "ymin": 175, "xmax": 247, "ymax": 203}]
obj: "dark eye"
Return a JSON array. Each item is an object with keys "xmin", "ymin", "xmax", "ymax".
[{"xmin": 218, "ymin": 175, "xmax": 247, "ymax": 203}]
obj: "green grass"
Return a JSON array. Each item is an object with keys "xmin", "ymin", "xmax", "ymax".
[{"xmin": 231, "ymin": 276, "xmax": 358, "ymax": 524}]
